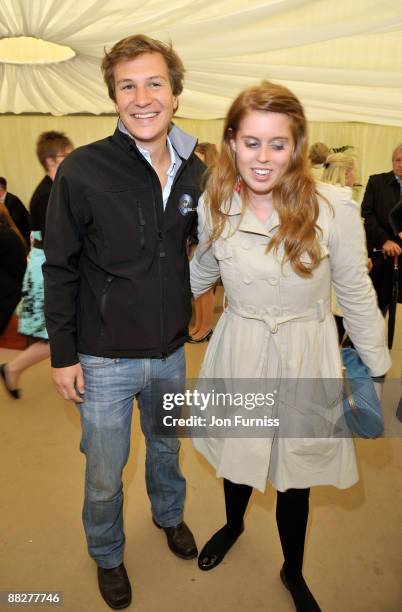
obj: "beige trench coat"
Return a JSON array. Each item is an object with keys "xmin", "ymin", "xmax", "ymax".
[{"xmin": 190, "ymin": 183, "xmax": 391, "ymax": 492}]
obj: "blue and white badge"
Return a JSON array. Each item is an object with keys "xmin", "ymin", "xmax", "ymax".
[{"xmin": 178, "ymin": 193, "xmax": 196, "ymax": 216}]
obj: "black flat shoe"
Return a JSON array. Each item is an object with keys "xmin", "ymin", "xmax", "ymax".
[
  {"xmin": 188, "ymin": 329, "xmax": 213, "ymax": 344},
  {"xmin": 198, "ymin": 522, "xmax": 244, "ymax": 571},
  {"xmin": 280, "ymin": 564, "xmax": 321, "ymax": 612},
  {"xmin": 0, "ymin": 364, "xmax": 20, "ymax": 399},
  {"xmin": 153, "ymin": 518, "xmax": 198, "ymax": 559},
  {"xmin": 97, "ymin": 563, "xmax": 132, "ymax": 610}
]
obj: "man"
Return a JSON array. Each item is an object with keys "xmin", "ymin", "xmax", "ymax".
[
  {"xmin": 0, "ymin": 177, "xmax": 30, "ymax": 246},
  {"xmin": 44, "ymin": 35, "xmax": 204, "ymax": 610},
  {"xmin": 361, "ymin": 144, "xmax": 402, "ymax": 312}
]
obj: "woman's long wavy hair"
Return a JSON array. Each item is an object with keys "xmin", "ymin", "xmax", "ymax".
[{"xmin": 205, "ymin": 80, "xmax": 322, "ymax": 277}]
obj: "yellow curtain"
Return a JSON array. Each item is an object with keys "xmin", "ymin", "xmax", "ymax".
[{"xmin": 1, "ymin": 114, "xmax": 402, "ymax": 206}]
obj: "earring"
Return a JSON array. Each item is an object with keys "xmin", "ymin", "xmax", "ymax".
[{"xmin": 235, "ymin": 174, "xmax": 243, "ymax": 194}]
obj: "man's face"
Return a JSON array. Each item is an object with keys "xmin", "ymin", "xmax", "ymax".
[
  {"xmin": 392, "ymin": 149, "xmax": 402, "ymax": 179},
  {"xmin": 114, "ymin": 52, "xmax": 177, "ymax": 151}
]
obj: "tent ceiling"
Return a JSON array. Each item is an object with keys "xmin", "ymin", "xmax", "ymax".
[{"xmin": 1, "ymin": 0, "xmax": 402, "ymax": 125}]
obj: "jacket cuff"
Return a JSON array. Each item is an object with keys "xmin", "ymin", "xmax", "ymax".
[{"xmin": 49, "ymin": 334, "xmax": 79, "ymax": 368}]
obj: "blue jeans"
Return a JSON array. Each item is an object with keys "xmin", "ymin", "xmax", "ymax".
[{"xmin": 77, "ymin": 347, "xmax": 186, "ymax": 568}]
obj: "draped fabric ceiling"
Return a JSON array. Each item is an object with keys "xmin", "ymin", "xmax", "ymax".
[{"xmin": 1, "ymin": 0, "xmax": 402, "ymax": 125}]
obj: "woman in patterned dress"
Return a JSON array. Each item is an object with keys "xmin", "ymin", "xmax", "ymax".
[{"xmin": 0, "ymin": 132, "xmax": 73, "ymax": 399}]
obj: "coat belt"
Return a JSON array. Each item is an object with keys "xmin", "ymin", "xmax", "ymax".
[
  {"xmin": 226, "ymin": 298, "xmax": 330, "ymax": 382},
  {"xmin": 226, "ymin": 298, "xmax": 329, "ymax": 334}
]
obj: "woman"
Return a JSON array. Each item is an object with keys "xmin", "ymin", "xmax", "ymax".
[
  {"xmin": 0, "ymin": 203, "xmax": 27, "ymax": 336},
  {"xmin": 321, "ymin": 152, "xmax": 357, "ymax": 189},
  {"xmin": 321, "ymin": 153, "xmax": 363, "ymax": 342},
  {"xmin": 190, "ymin": 82, "xmax": 390, "ymax": 611},
  {"xmin": 0, "ymin": 131, "xmax": 73, "ymax": 399},
  {"xmin": 189, "ymin": 142, "xmax": 219, "ymax": 343}
]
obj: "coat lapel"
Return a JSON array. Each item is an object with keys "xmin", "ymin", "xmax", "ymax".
[
  {"xmin": 238, "ymin": 206, "xmax": 280, "ymax": 238},
  {"xmin": 220, "ymin": 192, "xmax": 280, "ymax": 238}
]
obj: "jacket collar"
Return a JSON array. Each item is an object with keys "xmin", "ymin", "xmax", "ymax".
[
  {"xmin": 115, "ymin": 119, "xmax": 197, "ymax": 161},
  {"xmin": 168, "ymin": 123, "xmax": 197, "ymax": 160},
  {"xmin": 387, "ymin": 170, "xmax": 398, "ymax": 186},
  {"xmin": 219, "ymin": 192, "xmax": 280, "ymax": 237}
]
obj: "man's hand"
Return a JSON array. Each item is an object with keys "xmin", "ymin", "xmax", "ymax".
[
  {"xmin": 382, "ymin": 240, "xmax": 402, "ymax": 257},
  {"xmin": 52, "ymin": 363, "xmax": 85, "ymax": 403}
]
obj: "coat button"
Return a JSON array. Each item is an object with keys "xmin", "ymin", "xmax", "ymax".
[
  {"xmin": 242, "ymin": 240, "xmax": 251, "ymax": 250},
  {"xmin": 268, "ymin": 277, "xmax": 278, "ymax": 286},
  {"xmin": 243, "ymin": 276, "xmax": 252, "ymax": 284}
]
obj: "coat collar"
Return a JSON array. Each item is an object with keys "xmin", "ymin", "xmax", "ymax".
[
  {"xmin": 387, "ymin": 170, "xmax": 398, "ymax": 186},
  {"xmin": 219, "ymin": 191, "xmax": 280, "ymax": 237}
]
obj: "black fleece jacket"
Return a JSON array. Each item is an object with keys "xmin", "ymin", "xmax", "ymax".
[{"xmin": 43, "ymin": 125, "xmax": 205, "ymax": 368}]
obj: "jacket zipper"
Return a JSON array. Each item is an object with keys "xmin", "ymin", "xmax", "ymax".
[
  {"xmin": 100, "ymin": 275, "xmax": 113, "ymax": 336},
  {"xmin": 130, "ymin": 143, "xmax": 193, "ymax": 358},
  {"xmin": 149, "ymin": 176, "xmax": 168, "ymax": 358}
]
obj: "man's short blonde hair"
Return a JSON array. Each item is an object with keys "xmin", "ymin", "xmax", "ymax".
[{"xmin": 101, "ymin": 34, "xmax": 185, "ymax": 102}]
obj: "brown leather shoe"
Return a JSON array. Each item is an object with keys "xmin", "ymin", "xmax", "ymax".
[
  {"xmin": 153, "ymin": 518, "xmax": 198, "ymax": 559},
  {"xmin": 97, "ymin": 563, "xmax": 132, "ymax": 609}
]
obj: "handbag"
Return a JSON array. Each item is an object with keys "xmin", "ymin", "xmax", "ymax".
[{"xmin": 341, "ymin": 347, "xmax": 384, "ymax": 438}]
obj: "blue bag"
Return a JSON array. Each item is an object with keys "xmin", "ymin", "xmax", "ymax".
[{"xmin": 341, "ymin": 347, "xmax": 384, "ymax": 438}]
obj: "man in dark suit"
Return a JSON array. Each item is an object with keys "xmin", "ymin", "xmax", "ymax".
[
  {"xmin": 0, "ymin": 177, "xmax": 30, "ymax": 247},
  {"xmin": 361, "ymin": 144, "xmax": 402, "ymax": 312}
]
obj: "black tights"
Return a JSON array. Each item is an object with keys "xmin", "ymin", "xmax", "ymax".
[
  {"xmin": 276, "ymin": 487, "xmax": 310, "ymax": 577},
  {"xmin": 224, "ymin": 478, "xmax": 310, "ymax": 576}
]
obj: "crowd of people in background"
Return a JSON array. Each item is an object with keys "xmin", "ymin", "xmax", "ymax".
[
  {"xmin": 308, "ymin": 141, "xmax": 402, "ymax": 342},
  {"xmin": 1, "ymin": 138, "xmax": 401, "ymax": 376},
  {"xmin": 0, "ymin": 200, "xmax": 27, "ymax": 335},
  {"xmin": 0, "ymin": 131, "xmax": 73, "ymax": 398}
]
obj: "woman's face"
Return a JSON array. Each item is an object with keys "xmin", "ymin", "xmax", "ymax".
[{"xmin": 230, "ymin": 110, "xmax": 294, "ymax": 199}]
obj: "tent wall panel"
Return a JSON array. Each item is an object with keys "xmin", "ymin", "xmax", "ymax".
[{"xmin": 1, "ymin": 114, "xmax": 402, "ymax": 206}]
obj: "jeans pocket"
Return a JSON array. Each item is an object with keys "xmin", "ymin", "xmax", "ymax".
[{"xmin": 78, "ymin": 353, "xmax": 119, "ymax": 368}]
